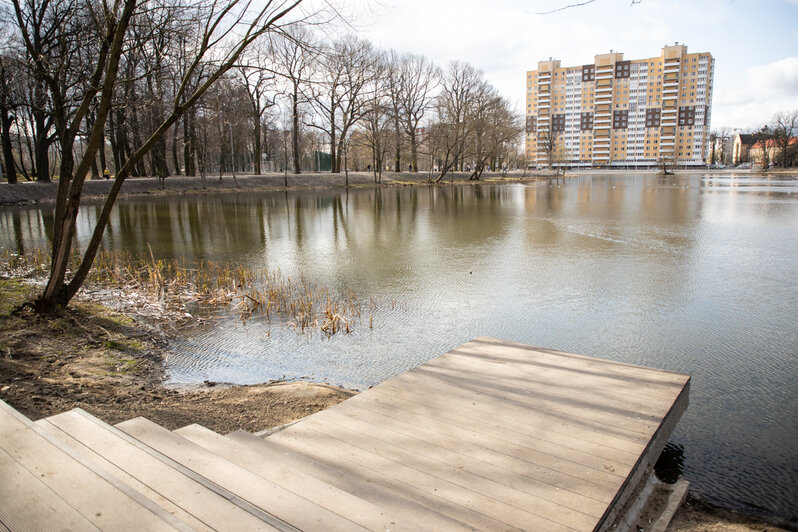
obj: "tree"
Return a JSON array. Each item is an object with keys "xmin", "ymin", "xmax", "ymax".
[
  {"xmin": 431, "ymin": 61, "xmax": 483, "ymax": 182},
  {"xmin": 771, "ymin": 110, "xmax": 797, "ymax": 168},
  {"xmin": 307, "ymin": 35, "xmax": 379, "ymax": 174},
  {"xmin": 396, "ymin": 53, "xmax": 439, "ymax": 172},
  {"xmin": 537, "ymin": 118, "xmax": 561, "ymax": 171},
  {"xmin": 14, "ymin": 0, "xmax": 314, "ymax": 313},
  {"xmin": 751, "ymin": 126, "xmax": 773, "ymax": 170},
  {"xmin": 272, "ymin": 26, "xmax": 316, "ymax": 175},
  {"xmin": 0, "ymin": 53, "xmax": 21, "ymax": 183},
  {"xmin": 465, "ymin": 87, "xmax": 522, "ymax": 180},
  {"xmin": 360, "ymin": 53, "xmax": 391, "ymax": 183}
]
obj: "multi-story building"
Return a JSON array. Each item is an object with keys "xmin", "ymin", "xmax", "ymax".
[{"xmin": 525, "ymin": 44, "xmax": 714, "ymax": 169}]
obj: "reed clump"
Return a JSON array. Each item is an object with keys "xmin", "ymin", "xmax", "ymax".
[{"xmin": 1, "ymin": 248, "xmax": 370, "ymax": 337}]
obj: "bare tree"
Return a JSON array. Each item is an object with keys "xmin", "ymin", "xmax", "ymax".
[
  {"xmin": 771, "ymin": 110, "xmax": 798, "ymax": 168},
  {"xmin": 397, "ymin": 53, "xmax": 439, "ymax": 172},
  {"xmin": 0, "ymin": 53, "xmax": 21, "ymax": 183},
  {"xmin": 360, "ymin": 53, "xmax": 390, "ymax": 183},
  {"xmin": 239, "ymin": 41, "xmax": 277, "ymax": 175},
  {"xmin": 751, "ymin": 125, "xmax": 773, "ymax": 170},
  {"xmin": 465, "ymin": 90, "xmax": 522, "ymax": 180},
  {"xmin": 431, "ymin": 61, "xmax": 483, "ymax": 182},
  {"xmin": 271, "ymin": 26, "xmax": 316, "ymax": 174},
  {"xmin": 14, "ymin": 0, "xmax": 317, "ymax": 312},
  {"xmin": 537, "ymin": 118, "xmax": 562, "ymax": 172},
  {"xmin": 307, "ymin": 35, "xmax": 379, "ymax": 174}
]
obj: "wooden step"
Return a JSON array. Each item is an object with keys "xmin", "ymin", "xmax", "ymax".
[
  {"xmin": 265, "ymin": 414, "xmax": 577, "ymax": 532},
  {"xmin": 0, "ymin": 400, "xmax": 189, "ymax": 531},
  {"xmin": 117, "ymin": 417, "xmax": 367, "ymax": 532},
  {"xmin": 175, "ymin": 423, "xmax": 429, "ymax": 532},
  {"xmin": 37, "ymin": 409, "xmax": 276, "ymax": 531},
  {"xmin": 227, "ymin": 430, "xmax": 498, "ymax": 531}
]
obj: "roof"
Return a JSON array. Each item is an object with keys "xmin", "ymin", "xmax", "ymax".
[{"xmin": 737, "ymin": 133, "xmax": 755, "ymax": 145}]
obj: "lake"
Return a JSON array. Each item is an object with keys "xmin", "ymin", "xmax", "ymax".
[{"xmin": 2, "ymin": 173, "xmax": 797, "ymax": 524}]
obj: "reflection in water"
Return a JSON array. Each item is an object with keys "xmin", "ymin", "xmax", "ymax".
[{"xmin": 1, "ymin": 174, "xmax": 798, "ymax": 524}]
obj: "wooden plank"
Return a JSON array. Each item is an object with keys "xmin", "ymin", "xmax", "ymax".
[
  {"xmin": 0, "ymin": 447, "xmax": 98, "ymax": 532},
  {"xmin": 116, "ymin": 417, "xmax": 366, "ymax": 532},
  {"xmin": 227, "ymin": 430, "xmax": 518, "ymax": 532},
  {"xmin": 356, "ymin": 375, "xmax": 646, "ymax": 457},
  {"xmin": 38, "ymin": 411, "xmax": 273, "ymax": 532},
  {"xmin": 175, "ymin": 423, "xmax": 430, "ymax": 532},
  {"xmin": 385, "ymin": 368, "xmax": 665, "ymax": 439},
  {"xmin": 305, "ymin": 409, "xmax": 606, "ymax": 527},
  {"xmin": 426, "ymin": 348, "xmax": 685, "ymax": 413},
  {"xmin": 361, "ymin": 384, "xmax": 640, "ymax": 473},
  {"xmin": 333, "ymin": 391, "xmax": 622, "ymax": 496},
  {"xmin": 0, "ymin": 401, "xmax": 189, "ymax": 531},
  {"xmin": 319, "ymin": 404, "xmax": 616, "ymax": 504},
  {"xmin": 269, "ymin": 418, "xmax": 577, "ymax": 531},
  {"xmin": 465, "ymin": 338, "xmax": 689, "ymax": 387},
  {"xmin": 375, "ymin": 374, "xmax": 651, "ymax": 455}
]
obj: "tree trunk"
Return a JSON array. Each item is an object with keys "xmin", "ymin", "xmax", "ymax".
[
  {"xmin": 291, "ymin": 88, "xmax": 300, "ymax": 174},
  {"xmin": 172, "ymin": 123, "xmax": 181, "ymax": 175},
  {"xmin": 99, "ymin": 124, "xmax": 108, "ymax": 176},
  {"xmin": 184, "ymin": 111, "xmax": 196, "ymax": 176},
  {"xmin": 393, "ymin": 113, "xmax": 401, "ymax": 172},
  {"xmin": 408, "ymin": 125, "xmax": 418, "ymax": 172},
  {"xmin": 0, "ymin": 106, "xmax": 16, "ymax": 184},
  {"xmin": 253, "ymin": 114, "xmax": 262, "ymax": 174},
  {"xmin": 329, "ymin": 98, "xmax": 338, "ymax": 173},
  {"xmin": 109, "ymin": 110, "xmax": 122, "ymax": 173},
  {"xmin": 86, "ymin": 113, "xmax": 101, "ymax": 179},
  {"xmin": 33, "ymin": 111, "xmax": 50, "ymax": 182}
]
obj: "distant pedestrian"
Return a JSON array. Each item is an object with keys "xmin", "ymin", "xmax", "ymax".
[
  {"xmin": 103, "ymin": 168, "xmax": 110, "ymax": 180},
  {"xmin": 408, "ymin": 163, "xmax": 413, "ymax": 172}
]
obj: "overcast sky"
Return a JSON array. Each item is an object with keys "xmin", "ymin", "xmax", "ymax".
[{"xmin": 348, "ymin": 0, "xmax": 798, "ymax": 131}]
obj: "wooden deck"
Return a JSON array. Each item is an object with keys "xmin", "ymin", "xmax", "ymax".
[{"xmin": 0, "ymin": 337, "xmax": 690, "ymax": 531}]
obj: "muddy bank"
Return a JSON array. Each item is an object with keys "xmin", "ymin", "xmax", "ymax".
[{"xmin": 0, "ymin": 278, "xmax": 353, "ymax": 434}]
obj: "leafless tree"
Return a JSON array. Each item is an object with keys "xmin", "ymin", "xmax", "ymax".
[
  {"xmin": 751, "ymin": 126, "xmax": 773, "ymax": 170},
  {"xmin": 12, "ymin": 0, "xmax": 320, "ymax": 312},
  {"xmin": 430, "ymin": 61, "xmax": 483, "ymax": 182},
  {"xmin": 464, "ymin": 86, "xmax": 522, "ymax": 180},
  {"xmin": 537, "ymin": 118, "xmax": 561, "ymax": 171},
  {"xmin": 238, "ymin": 41, "xmax": 278, "ymax": 175},
  {"xmin": 396, "ymin": 52, "xmax": 439, "ymax": 172},
  {"xmin": 307, "ymin": 35, "xmax": 379, "ymax": 175},
  {"xmin": 271, "ymin": 26, "xmax": 316, "ymax": 174},
  {"xmin": 771, "ymin": 110, "xmax": 798, "ymax": 168},
  {"xmin": 360, "ymin": 53, "xmax": 391, "ymax": 183}
]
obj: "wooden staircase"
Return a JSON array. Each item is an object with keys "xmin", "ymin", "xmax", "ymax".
[
  {"xmin": 1, "ymin": 400, "xmax": 419, "ymax": 531},
  {"xmin": 1, "ymin": 338, "xmax": 693, "ymax": 531}
]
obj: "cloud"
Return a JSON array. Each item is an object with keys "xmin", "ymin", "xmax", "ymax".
[{"xmin": 713, "ymin": 57, "xmax": 798, "ymax": 128}]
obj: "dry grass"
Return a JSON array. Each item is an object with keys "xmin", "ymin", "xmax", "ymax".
[{"xmin": 1, "ymin": 248, "xmax": 373, "ymax": 337}]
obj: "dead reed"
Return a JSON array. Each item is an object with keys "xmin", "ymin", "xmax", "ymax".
[{"xmin": 0, "ymin": 247, "xmax": 373, "ymax": 337}]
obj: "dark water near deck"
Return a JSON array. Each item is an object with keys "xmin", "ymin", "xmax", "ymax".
[{"xmin": 2, "ymin": 174, "xmax": 797, "ymax": 524}]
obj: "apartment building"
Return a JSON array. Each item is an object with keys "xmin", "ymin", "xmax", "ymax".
[{"xmin": 525, "ymin": 44, "xmax": 714, "ymax": 168}]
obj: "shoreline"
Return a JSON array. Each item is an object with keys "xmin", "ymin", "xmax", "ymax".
[{"xmin": 2, "ymin": 167, "xmax": 788, "ymax": 207}]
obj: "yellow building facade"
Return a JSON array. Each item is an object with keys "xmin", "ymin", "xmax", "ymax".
[{"xmin": 525, "ymin": 44, "xmax": 714, "ymax": 168}]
